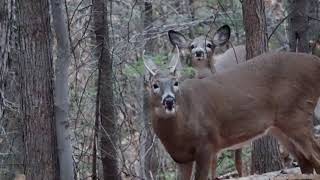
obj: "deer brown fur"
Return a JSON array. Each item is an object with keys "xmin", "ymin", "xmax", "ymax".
[
  {"xmin": 144, "ymin": 49, "xmax": 320, "ymax": 180},
  {"xmin": 214, "ymin": 45, "xmax": 246, "ymax": 73},
  {"xmin": 168, "ymin": 25, "xmax": 246, "ymax": 178}
]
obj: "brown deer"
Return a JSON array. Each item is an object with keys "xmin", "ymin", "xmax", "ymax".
[
  {"xmin": 143, "ymin": 47, "xmax": 320, "ymax": 180},
  {"xmin": 168, "ymin": 25, "xmax": 246, "ymax": 178},
  {"xmin": 168, "ymin": 25, "xmax": 246, "ymax": 76}
]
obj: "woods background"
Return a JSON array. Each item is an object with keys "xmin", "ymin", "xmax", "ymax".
[{"xmin": 1, "ymin": 0, "xmax": 320, "ymax": 179}]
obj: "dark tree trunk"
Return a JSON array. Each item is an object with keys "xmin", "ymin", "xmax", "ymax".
[
  {"xmin": 288, "ymin": 0, "xmax": 309, "ymax": 52},
  {"xmin": 242, "ymin": 0, "xmax": 283, "ymax": 174},
  {"xmin": 92, "ymin": 0, "xmax": 120, "ymax": 179},
  {"xmin": 0, "ymin": 1, "xmax": 24, "ymax": 179},
  {"xmin": 243, "ymin": 0, "xmax": 267, "ymax": 58},
  {"xmin": 16, "ymin": 0, "xmax": 59, "ymax": 179}
]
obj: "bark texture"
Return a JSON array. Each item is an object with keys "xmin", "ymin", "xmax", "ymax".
[
  {"xmin": 242, "ymin": 0, "xmax": 283, "ymax": 174},
  {"xmin": 0, "ymin": 0, "xmax": 24, "ymax": 179},
  {"xmin": 50, "ymin": 0, "xmax": 74, "ymax": 179},
  {"xmin": 16, "ymin": 0, "xmax": 59, "ymax": 179},
  {"xmin": 92, "ymin": 0, "xmax": 120, "ymax": 179}
]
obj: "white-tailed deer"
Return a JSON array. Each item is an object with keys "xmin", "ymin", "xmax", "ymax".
[
  {"xmin": 168, "ymin": 25, "xmax": 246, "ymax": 76},
  {"xmin": 144, "ymin": 47, "xmax": 320, "ymax": 180},
  {"xmin": 168, "ymin": 25, "xmax": 246, "ymax": 178}
]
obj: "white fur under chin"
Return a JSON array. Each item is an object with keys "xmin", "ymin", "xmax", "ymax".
[
  {"xmin": 155, "ymin": 107, "xmax": 176, "ymax": 116},
  {"xmin": 165, "ymin": 108, "xmax": 176, "ymax": 114}
]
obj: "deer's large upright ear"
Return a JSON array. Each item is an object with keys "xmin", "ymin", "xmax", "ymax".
[
  {"xmin": 143, "ymin": 51, "xmax": 158, "ymax": 76},
  {"xmin": 168, "ymin": 30, "xmax": 189, "ymax": 49},
  {"xmin": 212, "ymin": 25, "xmax": 231, "ymax": 46},
  {"xmin": 168, "ymin": 46, "xmax": 182, "ymax": 77}
]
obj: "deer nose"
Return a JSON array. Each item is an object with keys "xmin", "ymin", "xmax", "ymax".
[
  {"xmin": 195, "ymin": 51, "xmax": 203, "ymax": 57},
  {"xmin": 163, "ymin": 96, "xmax": 175, "ymax": 110}
]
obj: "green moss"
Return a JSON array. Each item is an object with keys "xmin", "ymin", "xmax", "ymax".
[{"xmin": 181, "ymin": 67, "xmax": 196, "ymax": 79}]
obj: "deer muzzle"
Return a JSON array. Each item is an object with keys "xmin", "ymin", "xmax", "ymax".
[
  {"xmin": 162, "ymin": 95, "xmax": 176, "ymax": 113},
  {"xmin": 195, "ymin": 51, "xmax": 204, "ymax": 58}
]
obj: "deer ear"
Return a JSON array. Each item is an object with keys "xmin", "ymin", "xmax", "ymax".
[
  {"xmin": 143, "ymin": 51, "xmax": 158, "ymax": 76},
  {"xmin": 212, "ymin": 25, "xmax": 231, "ymax": 46},
  {"xmin": 168, "ymin": 46, "xmax": 182, "ymax": 77},
  {"xmin": 168, "ymin": 30, "xmax": 189, "ymax": 49}
]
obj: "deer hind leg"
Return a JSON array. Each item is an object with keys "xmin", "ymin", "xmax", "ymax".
[
  {"xmin": 309, "ymin": 137, "xmax": 320, "ymax": 173},
  {"xmin": 287, "ymin": 131, "xmax": 320, "ymax": 174},
  {"xmin": 275, "ymin": 108, "xmax": 320, "ymax": 173},
  {"xmin": 281, "ymin": 127, "xmax": 320, "ymax": 174},
  {"xmin": 270, "ymin": 127, "xmax": 314, "ymax": 174},
  {"xmin": 235, "ymin": 149, "xmax": 243, "ymax": 177},
  {"xmin": 177, "ymin": 162, "xmax": 193, "ymax": 180}
]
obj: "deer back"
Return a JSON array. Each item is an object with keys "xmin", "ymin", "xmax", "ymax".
[
  {"xmin": 183, "ymin": 52, "xmax": 320, "ymax": 145},
  {"xmin": 214, "ymin": 45, "xmax": 246, "ymax": 73}
]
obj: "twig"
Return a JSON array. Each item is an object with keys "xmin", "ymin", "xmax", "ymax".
[
  {"xmin": 127, "ymin": 0, "xmax": 137, "ymax": 42},
  {"xmin": 308, "ymin": 15, "xmax": 320, "ymax": 22},
  {"xmin": 267, "ymin": 9, "xmax": 296, "ymax": 42}
]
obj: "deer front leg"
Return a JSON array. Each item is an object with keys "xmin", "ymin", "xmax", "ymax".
[
  {"xmin": 195, "ymin": 148, "xmax": 212, "ymax": 180},
  {"xmin": 177, "ymin": 162, "xmax": 193, "ymax": 180},
  {"xmin": 211, "ymin": 154, "xmax": 217, "ymax": 179},
  {"xmin": 235, "ymin": 149, "xmax": 242, "ymax": 177}
]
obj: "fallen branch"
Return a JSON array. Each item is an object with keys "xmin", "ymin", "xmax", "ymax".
[{"xmin": 225, "ymin": 167, "xmax": 320, "ymax": 180}]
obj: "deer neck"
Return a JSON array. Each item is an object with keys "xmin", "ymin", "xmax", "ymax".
[
  {"xmin": 151, "ymin": 108, "xmax": 180, "ymax": 140},
  {"xmin": 191, "ymin": 56, "xmax": 216, "ymax": 79},
  {"xmin": 150, "ymin": 94, "xmax": 189, "ymax": 142},
  {"xmin": 193, "ymin": 64, "xmax": 216, "ymax": 79},
  {"xmin": 150, "ymin": 96, "xmax": 197, "ymax": 163},
  {"xmin": 194, "ymin": 67, "xmax": 214, "ymax": 79}
]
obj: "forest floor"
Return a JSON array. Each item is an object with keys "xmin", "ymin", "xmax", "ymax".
[{"xmin": 222, "ymin": 167, "xmax": 320, "ymax": 180}]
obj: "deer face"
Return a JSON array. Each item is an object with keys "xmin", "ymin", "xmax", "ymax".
[
  {"xmin": 143, "ymin": 48, "xmax": 181, "ymax": 115},
  {"xmin": 168, "ymin": 25, "xmax": 231, "ymax": 67},
  {"xmin": 190, "ymin": 36, "xmax": 215, "ymax": 61},
  {"xmin": 150, "ymin": 74, "xmax": 179, "ymax": 114}
]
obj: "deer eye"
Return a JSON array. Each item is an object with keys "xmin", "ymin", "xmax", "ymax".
[
  {"xmin": 173, "ymin": 81, "xmax": 179, "ymax": 92},
  {"xmin": 190, "ymin": 45, "xmax": 195, "ymax": 49},
  {"xmin": 153, "ymin": 84, "xmax": 159, "ymax": 89},
  {"xmin": 206, "ymin": 43, "xmax": 212, "ymax": 48}
]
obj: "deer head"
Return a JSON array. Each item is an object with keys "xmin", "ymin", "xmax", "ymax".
[
  {"xmin": 143, "ymin": 47, "xmax": 181, "ymax": 115},
  {"xmin": 168, "ymin": 25, "xmax": 231, "ymax": 69}
]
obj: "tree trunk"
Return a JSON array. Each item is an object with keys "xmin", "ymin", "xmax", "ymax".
[
  {"xmin": 144, "ymin": 1, "xmax": 154, "ymax": 52},
  {"xmin": 50, "ymin": 0, "xmax": 74, "ymax": 179},
  {"xmin": 16, "ymin": 0, "xmax": 59, "ymax": 179},
  {"xmin": 307, "ymin": 0, "xmax": 320, "ymax": 43},
  {"xmin": 0, "ymin": 1, "xmax": 24, "ymax": 179},
  {"xmin": 141, "ymin": 1, "xmax": 159, "ymax": 179},
  {"xmin": 92, "ymin": 0, "xmax": 119, "ymax": 179},
  {"xmin": 288, "ymin": 0, "xmax": 309, "ymax": 52},
  {"xmin": 242, "ymin": 0, "xmax": 283, "ymax": 174}
]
